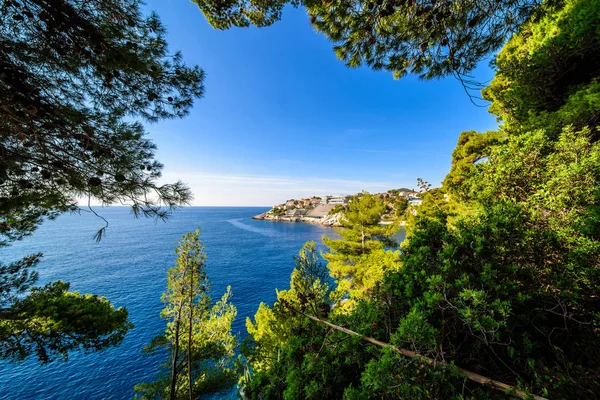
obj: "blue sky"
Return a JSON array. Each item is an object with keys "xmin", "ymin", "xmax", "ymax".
[{"xmin": 143, "ymin": 0, "xmax": 499, "ymax": 206}]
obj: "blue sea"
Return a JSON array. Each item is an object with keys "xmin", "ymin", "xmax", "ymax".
[{"xmin": 0, "ymin": 207, "xmax": 404, "ymax": 399}]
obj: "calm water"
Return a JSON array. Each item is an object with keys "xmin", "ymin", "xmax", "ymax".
[{"xmin": 0, "ymin": 207, "xmax": 404, "ymax": 399}]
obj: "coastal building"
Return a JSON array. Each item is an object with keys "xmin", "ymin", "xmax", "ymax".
[
  {"xmin": 408, "ymin": 197, "xmax": 423, "ymax": 206},
  {"xmin": 329, "ymin": 195, "xmax": 350, "ymax": 205},
  {"xmin": 320, "ymin": 195, "xmax": 351, "ymax": 205},
  {"xmin": 398, "ymin": 191, "xmax": 420, "ymax": 198},
  {"xmin": 305, "ymin": 204, "xmax": 335, "ymax": 219}
]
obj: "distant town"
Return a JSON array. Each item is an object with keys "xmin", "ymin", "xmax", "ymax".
[{"xmin": 253, "ymin": 189, "xmax": 423, "ymax": 226}]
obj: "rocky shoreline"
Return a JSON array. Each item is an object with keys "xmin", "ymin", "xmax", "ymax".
[
  {"xmin": 252, "ymin": 212, "xmax": 402, "ymax": 227},
  {"xmin": 252, "ymin": 212, "xmax": 344, "ymax": 227}
]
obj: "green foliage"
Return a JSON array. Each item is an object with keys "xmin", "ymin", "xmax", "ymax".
[
  {"xmin": 0, "ymin": 0, "xmax": 203, "ymax": 366},
  {"xmin": 324, "ymin": 193, "xmax": 396, "ymax": 258},
  {"xmin": 394, "ymin": 197, "xmax": 408, "ymax": 217},
  {"xmin": 443, "ymin": 130, "xmax": 504, "ymax": 200},
  {"xmin": 0, "ymin": 280, "xmax": 131, "ymax": 364},
  {"xmin": 483, "ymin": 0, "xmax": 600, "ymax": 137},
  {"xmin": 379, "ymin": 182, "xmax": 600, "ymax": 396},
  {"xmin": 0, "ymin": 235, "xmax": 132, "ymax": 365},
  {"xmin": 193, "ymin": 0, "xmax": 560, "ymax": 80},
  {"xmin": 328, "ymin": 204, "xmax": 345, "ymax": 215},
  {"xmin": 134, "ymin": 229, "xmax": 237, "ymax": 399},
  {"xmin": 243, "ymin": 243, "xmax": 383, "ymax": 399},
  {"xmin": 271, "ymin": 207, "xmax": 285, "ymax": 216},
  {"xmin": 244, "ymin": 317, "xmax": 369, "ymax": 400},
  {"xmin": 245, "ymin": 242, "xmax": 331, "ymax": 372},
  {"xmin": 1, "ymin": 0, "xmax": 204, "ymax": 243},
  {"xmin": 388, "ymin": 188, "xmax": 412, "ymax": 194},
  {"xmin": 322, "ymin": 193, "xmax": 399, "ymax": 307},
  {"xmin": 364, "ymin": 1, "xmax": 600, "ymax": 395},
  {"xmin": 0, "ymin": 254, "xmax": 40, "ymax": 305},
  {"xmin": 343, "ymin": 348, "xmax": 467, "ymax": 400},
  {"xmin": 241, "ymin": 1, "xmax": 600, "ymax": 398}
]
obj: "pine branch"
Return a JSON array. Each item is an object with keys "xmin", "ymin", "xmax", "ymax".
[{"xmin": 285, "ymin": 304, "xmax": 548, "ymax": 400}]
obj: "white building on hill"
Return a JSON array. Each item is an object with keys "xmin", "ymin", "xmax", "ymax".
[{"xmin": 320, "ymin": 195, "xmax": 351, "ymax": 205}]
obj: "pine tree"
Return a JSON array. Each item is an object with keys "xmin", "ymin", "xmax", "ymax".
[
  {"xmin": 135, "ymin": 229, "xmax": 237, "ymax": 399},
  {"xmin": 0, "ymin": 0, "xmax": 204, "ymax": 364},
  {"xmin": 191, "ymin": 0, "xmax": 560, "ymax": 81},
  {"xmin": 1, "ymin": 0, "xmax": 204, "ymax": 242},
  {"xmin": 245, "ymin": 242, "xmax": 332, "ymax": 374},
  {"xmin": 322, "ymin": 193, "xmax": 399, "ymax": 306},
  {"xmin": 0, "ymin": 262, "xmax": 132, "ymax": 363}
]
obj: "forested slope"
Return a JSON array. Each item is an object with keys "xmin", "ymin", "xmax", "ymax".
[{"xmin": 239, "ymin": 1, "xmax": 600, "ymax": 398}]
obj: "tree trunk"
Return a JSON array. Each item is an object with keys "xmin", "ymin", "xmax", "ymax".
[
  {"xmin": 188, "ymin": 264, "xmax": 194, "ymax": 400},
  {"xmin": 288, "ymin": 306, "xmax": 548, "ymax": 400},
  {"xmin": 170, "ymin": 302, "xmax": 183, "ymax": 400},
  {"xmin": 361, "ymin": 225, "xmax": 365, "ymax": 253}
]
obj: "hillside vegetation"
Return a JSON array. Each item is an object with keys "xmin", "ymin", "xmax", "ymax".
[{"xmin": 239, "ymin": 1, "xmax": 600, "ymax": 398}]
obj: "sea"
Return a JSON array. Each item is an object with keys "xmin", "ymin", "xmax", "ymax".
[{"xmin": 0, "ymin": 207, "xmax": 404, "ymax": 399}]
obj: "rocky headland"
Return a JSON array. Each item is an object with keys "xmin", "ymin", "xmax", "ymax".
[
  {"xmin": 252, "ymin": 190, "xmax": 420, "ymax": 227},
  {"xmin": 252, "ymin": 211, "xmax": 344, "ymax": 226}
]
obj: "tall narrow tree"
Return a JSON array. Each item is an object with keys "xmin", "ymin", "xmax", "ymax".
[{"xmin": 135, "ymin": 229, "xmax": 237, "ymax": 399}]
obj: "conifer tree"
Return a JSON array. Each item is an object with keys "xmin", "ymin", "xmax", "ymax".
[
  {"xmin": 0, "ymin": 0, "xmax": 204, "ymax": 364},
  {"xmin": 245, "ymin": 242, "xmax": 332, "ymax": 373},
  {"xmin": 322, "ymin": 193, "xmax": 399, "ymax": 306},
  {"xmin": 192, "ymin": 0, "xmax": 560, "ymax": 81},
  {"xmin": 1, "ymin": 0, "xmax": 203, "ymax": 241},
  {"xmin": 135, "ymin": 229, "xmax": 237, "ymax": 399},
  {"xmin": 0, "ymin": 270, "xmax": 132, "ymax": 364},
  {"xmin": 238, "ymin": 1, "xmax": 600, "ymax": 398}
]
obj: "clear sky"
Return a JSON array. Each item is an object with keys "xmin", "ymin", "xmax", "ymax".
[{"xmin": 142, "ymin": 0, "xmax": 499, "ymax": 206}]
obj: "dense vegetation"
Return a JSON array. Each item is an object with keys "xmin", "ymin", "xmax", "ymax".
[
  {"xmin": 2, "ymin": 0, "xmax": 599, "ymax": 398},
  {"xmin": 0, "ymin": 0, "xmax": 203, "ymax": 363},
  {"xmin": 236, "ymin": 0, "xmax": 600, "ymax": 398},
  {"xmin": 322, "ymin": 193, "xmax": 399, "ymax": 310}
]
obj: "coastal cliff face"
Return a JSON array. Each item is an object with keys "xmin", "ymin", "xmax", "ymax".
[{"xmin": 252, "ymin": 212, "xmax": 343, "ymax": 226}]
